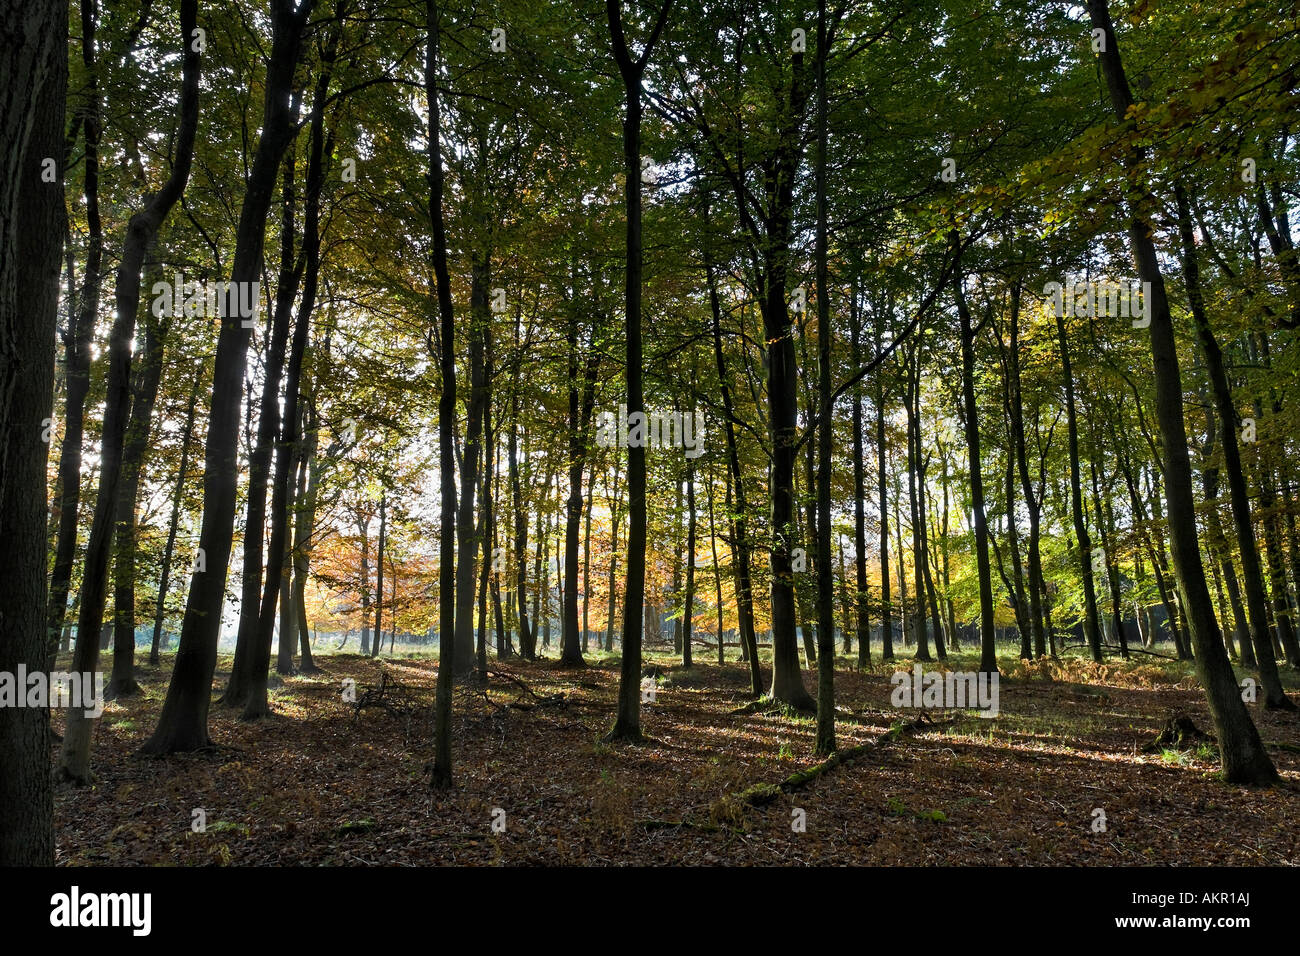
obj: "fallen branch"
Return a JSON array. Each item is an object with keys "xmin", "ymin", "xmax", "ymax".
[
  {"xmin": 731, "ymin": 714, "xmax": 947, "ymax": 810},
  {"xmin": 1060, "ymin": 641, "xmax": 1179, "ymax": 661}
]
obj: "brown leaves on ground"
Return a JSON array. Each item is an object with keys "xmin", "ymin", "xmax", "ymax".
[{"xmin": 50, "ymin": 650, "xmax": 1300, "ymax": 865}]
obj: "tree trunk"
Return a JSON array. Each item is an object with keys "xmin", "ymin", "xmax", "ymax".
[
  {"xmin": 850, "ymin": 276, "xmax": 871, "ymax": 668},
  {"xmin": 1054, "ymin": 306, "xmax": 1104, "ymax": 662},
  {"xmin": 606, "ymin": 0, "xmax": 673, "ymax": 740},
  {"xmin": 560, "ymin": 280, "xmax": 597, "ymax": 667},
  {"xmin": 428, "ymin": 0, "xmax": 457, "ymax": 788},
  {"xmin": 876, "ymin": 303, "xmax": 894, "ymax": 661},
  {"xmin": 90, "ymin": 0, "xmax": 204, "ymax": 763},
  {"xmin": 371, "ymin": 494, "xmax": 386, "ymax": 658},
  {"xmin": 952, "ymin": 242, "xmax": 999, "ymax": 676},
  {"xmin": 604, "ymin": 456, "xmax": 621, "ymax": 653},
  {"xmin": 705, "ymin": 200, "xmax": 761, "ymax": 692},
  {"xmin": 0, "ymin": 0, "xmax": 64, "ymax": 861},
  {"xmin": 47, "ymin": 0, "xmax": 103, "ymax": 662},
  {"xmin": 225, "ymin": 119, "xmax": 303, "ymax": 708},
  {"xmin": 453, "ymin": 253, "xmax": 489, "ymax": 674},
  {"xmin": 152, "ymin": 374, "xmax": 201, "ymax": 664},
  {"xmin": 107, "ymin": 311, "xmax": 167, "ymax": 698},
  {"xmin": 683, "ymin": 454, "xmax": 696, "ymax": 668},
  {"xmin": 1087, "ymin": 0, "xmax": 1276, "ymax": 783},
  {"xmin": 813, "ymin": 0, "xmax": 836, "ymax": 754}
]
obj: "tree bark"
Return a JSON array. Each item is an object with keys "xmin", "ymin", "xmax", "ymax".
[
  {"xmin": 428, "ymin": 0, "xmax": 458, "ymax": 788},
  {"xmin": 90, "ymin": 0, "xmax": 204, "ymax": 762},
  {"xmin": 1087, "ymin": 0, "xmax": 1276, "ymax": 783},
  {"xmin": 952, "ymin": 244, "xmax": 999, "ymax": 676},
  {"xmin": 47, "ymin": 0, "xmax": 103, "ymax": 660},
  {"xmin": 152, "ymin": 374, "xmax": 201, "ymax": 664},
  {"xmin": 0, "ymin": 0, "xmax": 65, "ymax": 862},
  {"xmin": 607, "ymin": 0, "xmax": 673, "ymax": 739},
  {"xmin": 813, "ymin": 0, "xmax": 836, "ymax": 754},
  {"xmin": 107, "ymin": 311, "xmax": 167, "ymax": 698}
]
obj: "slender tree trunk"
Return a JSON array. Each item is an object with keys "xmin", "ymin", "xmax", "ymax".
[
  {"xmin": 94, "ymin": 0, "xmax": 206, "ymax": 761},
  {"xmin": 47, "ymin": 0, "xmax": 103, "ymax": 661},
  {"xmin": 705, "ymin": 202, "xmax": 761, "ymax": 692},
  {"xmin": 606, "ymin": 0, "xmax": 673, "ymax": 739},
  {"xmin": 226, "ymin": 120, "xmax": 303, "ymax": 708},
  {"xmin": 428, "ymin": 0, "xmax": 458, "ymax": 788},
  {"xmin": 850, "ymin": 279, "xmax": 871, "ymax": 668},
  {"xmin": 1005, "ymin": 283, "xmax": 1047, "ymax": 659},
  {"xmin": 509, "ymin": 320, "xmax": 534, "ymax": 660},
  {"xmin": 1089, "ymin": 442, "xmax": 1130, "ymax": 659},
  {"xmin": 813, "ymin": 0, "xmax": 836, "ymax": 753},
  {"xmin": 707, "ymin": 458, "xmax": 725, "ymax": 666},
  {"xmin": 905, "ymin": 351, "xmax": 932, "ymax": 661},
  {"xmin": 952, "ymin": 243, "xmax": 999, "ymax": 676},
  {"xmin": 371, "ymin": 493, "xmax": 386, "ymax": 658},
  {"xmin": 107, "ymin": 312, "xmax": 167, "ymax": 698},
  {"xmin": 152, "ymin": 375, "xmax": 200, "ymax": 664},
  {"xmin": 453, "ymin": 253, "xmax": 489, "ymax": 675},
  {"xmin": 560, "ymin": 287, "xmax": 597, "ymax": 667},
  {"xmin": 293, "ymin": 403, "xmax": 323, "ymax": 674},
  {"xmin": 876, "ymin": 305, "xmax": 894, "ymax": 662},
  {"xmin": 359, "ymin": 513, "xmax": 371, "ymax": 655},
  {"xmin": 604, "ymin": 456, "xmax": 621, "ymax": 653},
  {"xmin": 582, "ymin": 457, "xmax": 592, "ymax": 655},
  {"xmin": 1054, "ymin": 307, "xmax": 1104, "ymax": 662},
  {"xmin": 243, "ymin": 47, "xmax": 335, "ymax": 719}
]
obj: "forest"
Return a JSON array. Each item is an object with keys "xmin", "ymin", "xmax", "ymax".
[{"xmin": 1, "ymin": 0, "xmax": 1299, "ymax": 872}]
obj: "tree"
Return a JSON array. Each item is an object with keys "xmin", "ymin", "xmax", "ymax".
[
  {"xmin": 1086, "ymin": 0, "xmax": 1276, "ymax": 784},
  {"xmin": 141, "ymin": 0, "xmax": 308, "ymax": 756},
  {"xmin": 606, "ymin": 0, "xmax": 673, "ymax": 742},
  {"xmin": 0, "ymin": 0, "xmax": 65, "ymax": 864}
]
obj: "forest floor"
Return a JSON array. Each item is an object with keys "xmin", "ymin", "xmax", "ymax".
[{"xmin": 50, "ymin": 645, "xmax": 1300, "ymax": 865}]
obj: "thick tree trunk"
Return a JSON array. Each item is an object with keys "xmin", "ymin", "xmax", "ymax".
[
  {"xmin": 1087, "ymin": 0, "xmax": 1276, "ymax": 783},
  {"xmin": 0, "ymin": 0, "xmax": 64, "ymax": 861}
]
